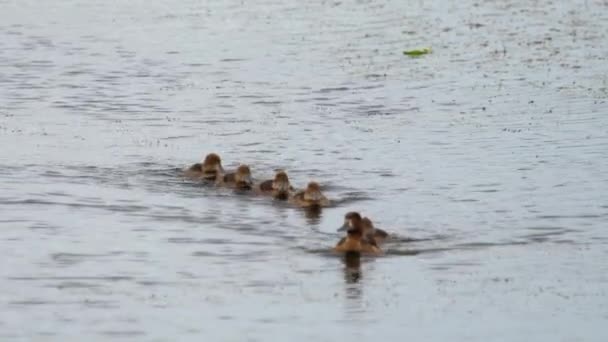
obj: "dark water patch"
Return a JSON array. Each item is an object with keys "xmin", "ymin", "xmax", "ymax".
[
  {"xmin": 160, "ymin": 134, "xmax": 196, "ymax": 140},
  {"xmin": 313, "ymin": 86, "xmax": 350, "ymax": 93},
  {"xmin": 219, "ymin": 58, "xmax": 246, "ymax": 62},
  {"xmin": 289, "ymin": 246, "xmax": 333, "ymax": 256},
  {"xmin": 45, "ymin": 281, "xmax": 103, "ymax": 289},
  {"xmin": 191, "ymin": 251, "xmax": 216, "ymax": 257},
  {"xmin": 99, "ymin": 330, "xmax": 145, "ymax": 337},
  {"xmin": 553, "ymin": 239, "xmax": 576, "ymax": 244},
  {"xmin": 526, "ymin": 225, "xmax": 568, "ymax": 231},
  {"xmin": 136, "ymin": 280, "xmax": 178, "ymax": 287},
  {"xmin": 518, "ymin": 226, "xmax": 580, "ymax": 243},
  {"xmin": 51, "ymin": 252, "xmax": 125, "ymax": 265},
  {"xmin": 449, "ymin": 197, "xmax": 479, "ymax": 203},
  {"xmin": 386, "ymin": 235, "xmax": 441, "ymax": 244},
  {"xmin": 329, "ymin": 195, "xmax": 374, "ymax": 207},
  {"xmin": 472, "ymin": 188, "xmax": 500, "ymax": 193},
  {"xmin": 293, "ymin": 245, "xmax": 447, "ymax": 257},
  {"xmin": 360, "ymin": 169, "xmax": 395, "ymax": 177},
  {"xmin": 192, "ymin": 249, "xmax": 271, "ymax": 260},
  {"xmin": 9, "ymin": 300, "xmax": 79, "ymax": 306},
  {"xmin": 536, "ymin": 214, "xmax": 604, "ymax": 219},
  {"xmin": 252, "ymin": 100, "xmax": 282, "ymax": 105},
  {"xmin": 0, "ymin": 218, "xmax": 29, "ymax": 224},
  {"xmin": 452, "ymin": 240, "xmax": 531, "ymax": 250},
  {"xmin": 0, "ymin": 199, "xmax": 149, "ymax": 213},
  {"xmin": 383, "ymin": 249, "xmax": 423, "ymax": 256},
  {"xmin": 136, "ymin": 211, "xmax": 216, "ymax": 225},
  {"xmin": 9, "ymin": 299, "xmax": 117, "ymax": 308},
  {"xmin": 169, "ymin": 237, "xmax": 233, "ymax": 245},
  {"xmin": 429, "ymin": 261, "xmax": 483, "ymax": 271},
  {"xmin": 8, "ymin": 276, "xmax": 134, "ymax": 282}
]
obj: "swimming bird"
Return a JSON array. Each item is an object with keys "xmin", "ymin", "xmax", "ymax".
[
  {"xmin": 334, "ymin": 212, "xmax": 382, "ymax": 255},
  {"xmin": 362, "ymin": 217, "xmax": 389, "ymax": 245},
  {"xmin": 338, "ymin": 215, "xmax": 389, "ymax": 245},
  {"xmin": 289, "ymin": 181, "xmax": 330, "ymax": 207},
  {"xmin": 220, "ymin": 164, "xmax": 253, "ymax": 190},
  {"xmin": 184, "ymin": 153, "xmax": 224, "ymax": 181},
  {"xmin": 256, "ymin": 170, "xmax": 294, "ymax": 200}
]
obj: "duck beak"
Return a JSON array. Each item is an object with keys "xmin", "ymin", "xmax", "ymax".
[{"xmin": 337, "ymin": 222, "xmax": 349, "ymax": 232}]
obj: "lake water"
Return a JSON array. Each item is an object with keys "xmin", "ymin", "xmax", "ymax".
[{"xmin": 1, "ymin": 0, "xmax": 607, "ymax": 341}]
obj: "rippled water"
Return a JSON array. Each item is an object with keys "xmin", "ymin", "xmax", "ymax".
[{"xmin": 1, "ymin": 0, "xmax": 608, "ymax": 340}]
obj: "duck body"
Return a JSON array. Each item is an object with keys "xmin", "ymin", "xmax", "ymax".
[
  {"xmin": 334, "ymin": 235, "xmax": 381, "ymax": 255},
  {"xmin": 334, "ymin": 212, "xmax": 382, "ymax": 256},
  {"xmin": 361, "ymin": 217, "xmax": 389, "ymax": 245},
  {"xmin": 289, "ymin": 182, "xmax": 330, "ymax": 207},
  {"xmin": 256, "ymin": 171, "xmax": 294, "ymax": 200},
  {"xmin": 184, "ymin": 153, "xmax": 224, "ymax": 181},
  {"xmin": 218, "ymin": 164, "xmax": 253, "ymax": 190}
]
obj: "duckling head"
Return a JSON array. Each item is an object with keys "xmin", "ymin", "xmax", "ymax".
[
  {"xmin": 361, "ymin": 217, "xmax": 375, "ymax": 234},
  {"xmin": 338, "ymin": 211, "xmax": 363, "ymax": 233},
  {"xmin": 272, "ymin": 171, "xmax": 290, "ymax": 199},
  {"xmin": 235, "ymin": 164, "xmax": 253, "ymax": 189},
  {"xmin": 201, "ymin": 153, "xmax": 223, "ymax": 179},
  {"xmin": 303, "ymin": 181, "xmax": 324, "ymax": 202}
]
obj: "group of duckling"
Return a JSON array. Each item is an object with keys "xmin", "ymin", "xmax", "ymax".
[{"xmin": 184, "ymin": 153, "xmax": 389, "ymax": 256}]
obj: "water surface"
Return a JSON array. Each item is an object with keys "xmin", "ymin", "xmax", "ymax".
[{"xmin": 1, "ymin": 0, "xmax": 608, "ymax": 341}]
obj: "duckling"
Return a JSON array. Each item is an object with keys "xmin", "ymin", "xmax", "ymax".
[
  {"xmin": 334, "ymin": 212, "xmax": 382, "ymax": 255},
  {"xmin": 289, "ymin": 182, "xmax": 330, "ymax": 207},
  {"xmin": 220, "ymin": 164, "xmax": 253, "ymax": 190},
  {"xmin": 338, "ymin": 214, "xmax": 389, "ymax": 245},
  {"xmin": 360, "ymin": 217, "xmax": 390, "ymax": 245},
  {"xmin": 184, "ymin": 153, "xmax": 224, "ymax": 181},
  {"xmin": 256, "ymin": 170, "xmax": 294, "ymax": 200}
]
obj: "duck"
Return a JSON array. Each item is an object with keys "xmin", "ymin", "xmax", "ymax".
[
  {"xmin": 256, "ymin": 170, "xmax": 294, "ymax": 200},
  {"xmin": 334, "ymin": 212, "xmax": 382, "ymax": 255},
  {"xmin": 363, "ymin": 217, "xmax": 389, "ymax": 244},
  {"xmin": 184, "ymin": 153, "xmax": 224, "ymax": 181},
  {"xmin": 337, "ymin": 216, "xmax": 389, "ymax": 245},
  {"xmin": 219, "ymin": 164, "xmax": 253, "ymax": 190},
  {"xmin": 289, "ymin": 181, "xmax": 330, "ymax": 207}
]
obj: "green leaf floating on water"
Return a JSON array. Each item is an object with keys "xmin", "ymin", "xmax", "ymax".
[{"xmin": 403, "ymin": 47, "xmax": 432, "ymax": 56}]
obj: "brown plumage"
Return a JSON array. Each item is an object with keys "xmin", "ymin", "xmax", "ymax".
[
  {"xmin": 220, "ymin": 164, "xmax": 253, "ymax": 190},
  {"xmin": 290, "ymin": 181, "xmax": 330, "ymax": 207},
  {"xmin": 257, "ymin": 171, "xmax": 293, "ymax": 200},
  {"xmin": 334, "ymin": 212, "xmax": 382, "ymax": 255},
  {"xmin": 362, "ymin": 217, "xmax": 389, "ymax": 245},
  {"xmin": 184, "ymin": 153, "xmax": 224, "ymax": 181}
]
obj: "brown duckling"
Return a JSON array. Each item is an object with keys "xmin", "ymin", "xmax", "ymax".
[
  {"xmin": 220, "ymin": 164, "xmax": 253, "ymax": 190},
  {"xmin": 256, "ymin": 170, "xmax": 294, "ymax": 200},
  {"xmin": 362, "ymin": 217, "xmax": 389, "ymax": 245},
  {"xmin": 334, "ymin": 212, "xmax": 382, "ymax": 255},
  {"xmin": 184, "ymin": 153, "xmax": 224, "ymax": 181},
  {"xmin": 338, "ymin": 216, "xmax": 389, "ymax": 245},
  {"xmin": 289, "ymin": 182, "xmax": 330, "ymax": 207}
]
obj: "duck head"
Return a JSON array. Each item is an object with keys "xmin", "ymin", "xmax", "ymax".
[
  {"xmin": 361, "ymin": 217, "xmax": 375, "ymax": 234},
  {"xmin": 303, "ymin": 182, "xmax": 325, "ymax": 202},
  {"xmin": 201, "ymin": 153, "xmax": 224, "ymax": 180},
  {"xmin": 339, "ymin": 211, "xmax": 364, "ymax": 238},
  {"xmin": 272, "ymin": 171, "xmax": 291, "ymax": 199},
  {"xmin": 234, "ymin": 164, "xmax": 253, "ymax": 189}
]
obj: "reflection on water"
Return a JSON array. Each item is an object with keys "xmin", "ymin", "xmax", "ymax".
[
  {"xmin": 1, "ymin": 0, "xmax": 608, "ymax": 340},
  {"xmin": 343, "ymin": 252, "xmax": 362, "ymax": 284},
  {"xmin": 302, "ymin": 206, "xmax": 323, "ymax": 224}
]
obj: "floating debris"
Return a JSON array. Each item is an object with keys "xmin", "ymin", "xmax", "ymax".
[{"xmin": 403, "ymin": 47, "xmax": 432, "ymax": 57}]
